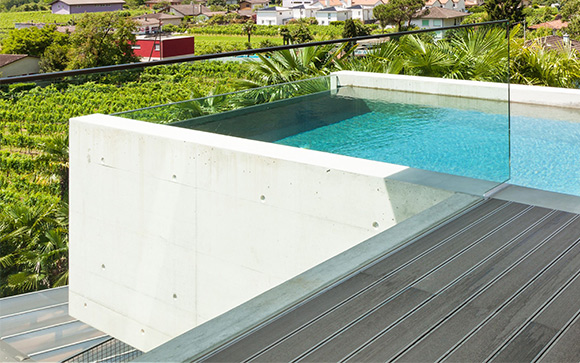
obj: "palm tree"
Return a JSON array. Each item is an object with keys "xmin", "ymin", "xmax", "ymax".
[
  {"xmin": 239, "ymin": 43, "xmax": 350, "ymax": 87},
  {"xmin": 0, "ymin": 202, "xmax": 69, "ymax": 296},
  {"xmin": 334, "ymin": 40, "xmax": 405, "ymax": 74},
  {"xmin": 241, "ymin": 21, "xmax": 256, "ymax": 46},
  {"xmin": 511, "ymin": 39, "xmax": 580, "ymax": 88}
]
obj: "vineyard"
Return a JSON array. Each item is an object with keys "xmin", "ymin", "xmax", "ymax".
[
  {"xmin": 0, "ymin": 61, "xmax": 248, "ymax": 295},
  {"xmin": 0, "ymin": 9, "xmax": 150, "ymax": 40}
]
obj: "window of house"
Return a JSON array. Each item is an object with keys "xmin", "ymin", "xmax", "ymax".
[
  {"xmin": 328, "ymin": 13, "xmax": 331, "ymax": 18},
  {"xmin": 433, "ymin": 19, "xmax": 442, "ymax": 26},
  {"xmin": 422, "ymin": 19, "xmax": 429, "ymax": 26},
  {"xmin": 131, "ymin": 45, "xmax": 141, "ymax": 49},
  {"xmin": 154, "ymin": 44, "xmax": 160, "ymax": 51}
]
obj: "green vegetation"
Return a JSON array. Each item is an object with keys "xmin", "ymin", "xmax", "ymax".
[
  {"xmin": 0, "ymin": 61, "xmax": 246, "ymax": 297},
  {"xmin": 1, "ymin": 0, "xmax": 580, "ymax": 298}
]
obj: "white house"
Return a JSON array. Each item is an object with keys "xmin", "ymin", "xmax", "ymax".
[
  {"xmin": 0, "ymin": 54, "xmax": 40, "ymax": 78},
  {"xmin": 291, "ymin": 4, "xmax": 321, "ymax": 19},
  {"xmin": 50, "ymin": 0, "xmax": 124, "ymax": 14},
  {"xmin": 315, "ymin": 6, "xmax": 351, "ymax": 25},
  {"xmin": 425, "ymin": 0, "xmax": 466, "ymax": 12},
  {"xmin": 256, "ymin": 6, "xmax": 293, "ymax": 25},
  {"xmin": 348, "ymin": 4, "xmax": 374, "ymax": 22},
  {"xmin": 410, "ymin": 7, "xmax": 467, "ymax": 38}
]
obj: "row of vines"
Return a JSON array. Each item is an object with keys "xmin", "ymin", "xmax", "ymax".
[{"xmin": 0, "ymin": 61, "xmax": 247, "ymax": 296}]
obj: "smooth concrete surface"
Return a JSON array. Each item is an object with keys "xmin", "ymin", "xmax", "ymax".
[
  {"xmin": 334, "ymin": 71, "xmax": 580, "ymax": 109},
  {"xmin": 136, "ymin": 193, "xmax": 480, "ymax": 362},
  {"xmin": 69, "ymin": 114, "xmax": 454, "ymax": 352}
]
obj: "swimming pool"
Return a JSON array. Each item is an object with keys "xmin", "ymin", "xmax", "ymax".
[
  {"xmin": 273, "ymin": 89, "xmax": 580, "ymax": 196},
  {"xmin": 119, "ymin": 76, "xmax": 580, "ymax": 197}
]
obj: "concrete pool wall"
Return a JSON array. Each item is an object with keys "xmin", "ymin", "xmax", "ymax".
[{"xmin": 69, "ymin": 113, "xmax": 455, "ymax": 352}]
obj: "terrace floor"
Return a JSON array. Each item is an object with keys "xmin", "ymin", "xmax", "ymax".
[{"xmin": 200, "ymin": 198, "xmax": 580, "ymax": 362}]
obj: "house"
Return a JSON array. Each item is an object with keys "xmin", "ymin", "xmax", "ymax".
[
  {"xmin": 240, "ymin": 0, "xmax": 269, "ymax": 11},
  {"xmin": 135, "ymin": 18, "xmax": 162, "ymax": 34},
  {"xmin": 528, "ymin": 15, "xmax": 569, "ymax": 31},
  {"xmin": 133, "ymin": 13, "xmax": 184, "ymax": 26},
  {"xmin": 169, "ymin": 3, "xmax": 210, "ymax": 17},
  {"xmin": 425, "ymin": 0, "xmax": 466, "ymax": 12},
  {"xmin": 132, "ymin": 34, "xmax": 195, "ymax": 60},
  {"xmin": 348, "ymin": 4, "xmax": 373, "ymax": 22},
  {"xmin": 464, "ymin": 0, "xmax": 483, "ymax": 7},
  {"xmin": 0, "ymin": 54, "xmax": 40, "ymax": 78},
  {"xmin": 291, "ymin": 4, "xmax": 320, "ymax": 19},
  {"xmin": 283, "ymin": 0, "xmax": 317, "ymax": 8},
  {"xmin": 50, "ymin": 0, "xmax": 124, "ymax": 14},
  {"xmin": 145, "ymin": 0, "xmax": 182, "ymax": 9},
  {"xmin": 256, "ymin": 6, "xmax": 293, "ymax": 25},
  {"xmin": 410, "ymin": 7, "xmax": 467, "ymax": 36},
  {"xmin": 315, "ymin": 6, "xmax": 351, "ymax": 25}
]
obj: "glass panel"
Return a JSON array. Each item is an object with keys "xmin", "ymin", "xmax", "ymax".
[
  {"xmin": 116, "ymin": 24, "xmax": 511, "ymax": 196},
  {"xmin": 115, "ymin": 76, "xmax": 334, "ymax": 134}
]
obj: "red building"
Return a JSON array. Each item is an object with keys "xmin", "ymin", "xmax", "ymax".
[{"xmin": 132, "ymin": 35, "xmax": 195, "ymax": 61}]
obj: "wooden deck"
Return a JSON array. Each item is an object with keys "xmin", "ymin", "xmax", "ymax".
[{"xmin": 200, "ymin": 199, "xmax": 580, "ymax": 362}]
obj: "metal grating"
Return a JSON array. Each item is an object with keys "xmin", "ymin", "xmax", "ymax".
[{"xmin": 63, "ymin": 337, "xmax": 142, "ymax": 363}]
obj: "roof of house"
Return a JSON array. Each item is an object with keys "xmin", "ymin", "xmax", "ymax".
[
  {"xmin": 134, "ymin": 12, "xmax": 183, "ymax": 20},
  {"xmin": 0, "ymin": 54, "xmax": 29, "ymax": 68},
  {"xmin": 135, "ymin": 18, "xmax": 163, "ymax": 26},
  {"xmin": 50, "ymin": 0, "xmax": 124, "ymax": 5},
  {"xmin": 425, "ymin": 0, "xmax": 462, "ymax": 5},
  {"xmin": 526, "ymin": 35, "xmax": 580, "ymax": 52},
  {"xmin": 170, "ymin": 3, "xmax": 209, "ymax": 15},
  {"xmin": 240, "ymin": 0, "xmax": 269, "ymax": 4},
  {"xmin": 318, "ymin": 5, "xmax": 348, "ymax": 11},
  {"xmin": 351, "ymin": 0, "xmax": 385, "ymax": 5},
  {"xmin": 415, "ymin": 7, "xmax": 467, "ymax": 19},
  {"xmin": 259, "ymin": 5, "xmax": 290, "ymax": 10},
  {"xmin": 528, "ymin": 16, "xmax": 569, "ymax": 30}
]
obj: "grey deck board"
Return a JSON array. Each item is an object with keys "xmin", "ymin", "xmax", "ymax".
[
  {"xmin": 201, "ymin": 200, "xmax": 580, "ymax": 363},
  {"xmin": 537, "ymin": 309, "xmax": 580, "ymax": 362},
  {"xmin": 341, "ymin": 209, "xmax": 580, "ymax": 362},
  {"xmin": 298, "ymin": 206, "xmax": 555, "ymax": 362},
  {"xmin": 205, "ymin": 199, "xmax": 508, "ymax": 362},
  {"xmin": 248, "ymin": 202, "xmax": 530, "ymax": 362},
  {"xmin": 491, "ymin": 264, "xmax": 580, "ymax": 362},
  {"xmin": 398, "ymin": 212, "xmax": 580, "ymax": 362}
]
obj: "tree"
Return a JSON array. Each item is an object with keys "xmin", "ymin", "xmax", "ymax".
[
  {"xmin": 241, "ymin": 21, "xmax": 256, "ymax": 45},
  {"xmin": 561, "ymin": 0, "xmax": 580, "ymax": 38},
  {"xmin": 67, "ymin": 13, "xmax": 139, "ymax": 70},
  {"xmin": 484, "ymin": 0, "xmax": 524, "ymax": 23},
  {"xmin": 279, "ymin": 27, "xmax": 291, "ymax": 45},
  {"xmin": 40, "ymin": 43, "xmax": 71, "ymax": 73},
  {"xmin": 1, "ymin": 25, "xmax": 68, "ymax": 58},
  {"xmin": 290, "ymin": 25, "xmax": 314, "ymax": 43},
  {"xmin": 373, "ymin": 0, "xmax": 424, "ymax": 30}
]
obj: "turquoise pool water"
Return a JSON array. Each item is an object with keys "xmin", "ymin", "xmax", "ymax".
[{"xmin": 276, "ymin": 97, "xmax": 580, "ymax": 196}]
